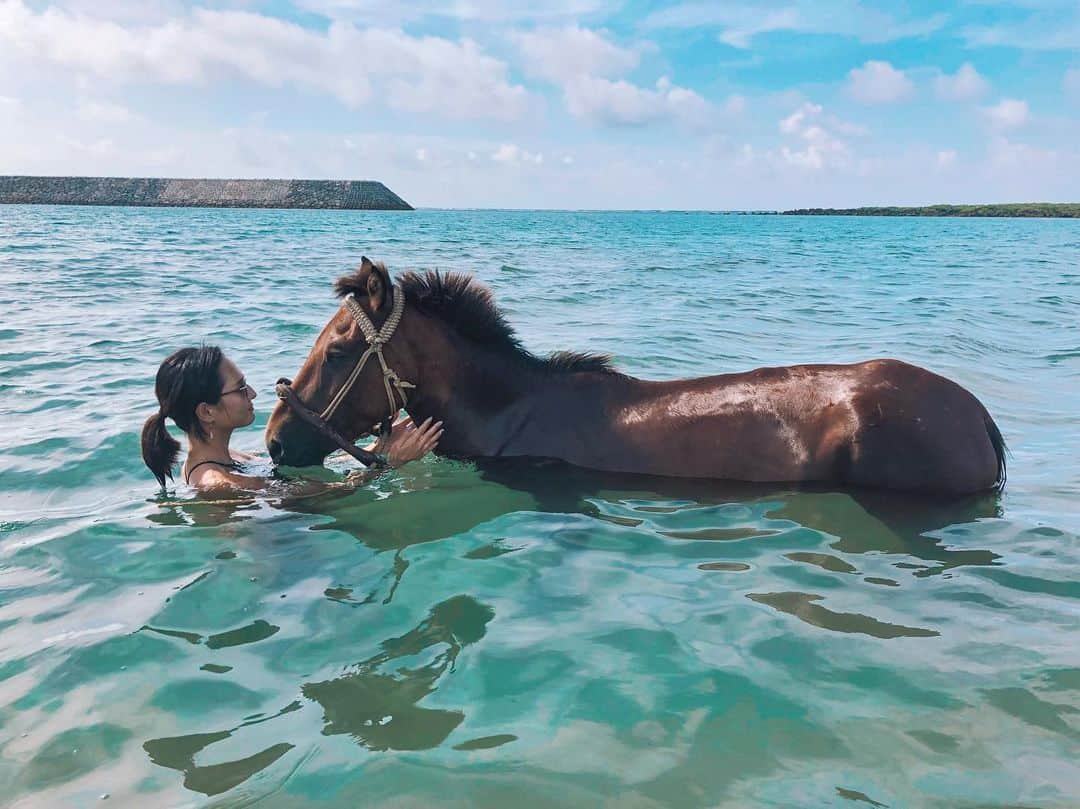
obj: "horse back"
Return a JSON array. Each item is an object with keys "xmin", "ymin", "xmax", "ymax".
[{"xmin": 588, "ymin": 359, "xmax": 1000, "ymax": 492}]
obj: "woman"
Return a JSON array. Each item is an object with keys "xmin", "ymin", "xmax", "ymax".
[{"xmin": 141, "ymin": 345, "xmax": 441, "ymax": 490}]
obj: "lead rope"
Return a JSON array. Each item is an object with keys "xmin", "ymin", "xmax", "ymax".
[{"xmin": 319, "ymin": 287, "xmax": 414, "ymax": 430}]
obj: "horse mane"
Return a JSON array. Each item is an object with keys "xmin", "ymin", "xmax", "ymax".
[{"xmin": 334, "ymin": 268, "xmax": 620, "ymax": 375}]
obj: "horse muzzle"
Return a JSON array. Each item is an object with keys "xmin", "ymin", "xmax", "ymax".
[{"xmin": 268, "ymin": 378, "xmax": 387, "ymax": 468}]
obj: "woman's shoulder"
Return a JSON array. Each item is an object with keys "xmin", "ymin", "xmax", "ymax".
[
  {"xmin": 188, "ymin": 465, "xmax": 267, "ymax": 492},
  {"xmin": 185, "ymin": 458, "xmax": 265, "ymax": 491}
]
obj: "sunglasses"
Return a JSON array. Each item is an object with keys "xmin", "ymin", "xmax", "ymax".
[{"xmin": 221, "ymin": 378, "xmax": 254, "ymax": 397}]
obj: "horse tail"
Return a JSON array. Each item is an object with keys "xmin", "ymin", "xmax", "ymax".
[{"xmin": 984, "ymin": 411, "xmax": 1007, "ymax": 492}]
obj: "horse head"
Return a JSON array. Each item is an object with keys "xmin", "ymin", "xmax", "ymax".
[{"xmin": 266, "ymin": 257, "xmax": 420, "ymax": 467}]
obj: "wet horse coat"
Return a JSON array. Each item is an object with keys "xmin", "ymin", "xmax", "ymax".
[{"xmin": 266, "ymin": 260, "xmax": 1005, "ymax": 496}]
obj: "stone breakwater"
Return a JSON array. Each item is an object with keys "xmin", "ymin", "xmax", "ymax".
[{"xmin": 0, "ymin": 176, "xmax": 413, "ymax": 210}]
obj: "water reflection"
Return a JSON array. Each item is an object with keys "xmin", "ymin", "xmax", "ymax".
[
  {"xmin": 466, "ymin": 460, "xmax": 1005, "ymax": 640},
  {"xmin": 145, "ymin": 456, "xmax": 1005, "ymax": 586},
  {"xmin": 303, "ymin": 595, "xmax": 494, "ymax": 751},
  {"xmin": 161, "ymin": 458, "xmax": 1007, "ymax": 627},
  {"xmin": 475, "ymin": 458, "xmax": 1004, "ymax": 574},
  {"xmin": 773, "ymin": 489, "xmax": 1003, "ymax": 576},
  {"xmin": 142, "ymin": 595, "xmax": 494, "ymax": 794},
  {"xmin": 131, "ymin": 457, "xmax": 1016, "ymax": 799},
  {"xmin": 746, "ymin": 592, "xmax": 939, "ymax": 638},
  {"xmin": 143, "ymin": 701, "xmax": 300, "ymax": 796},
  {"xmin": 142, "ymin": 619, "xmax": 281, "ymax": 649}
]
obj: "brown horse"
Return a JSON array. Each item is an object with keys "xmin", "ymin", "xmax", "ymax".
[{"xmin": 265, "ymin": 258, "xmax": 1006, "ymax": 496}]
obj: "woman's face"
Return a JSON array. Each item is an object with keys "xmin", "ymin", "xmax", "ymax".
[{"xmin": 213, "ymin": 357, "xmax": 257, "ymax": 429}]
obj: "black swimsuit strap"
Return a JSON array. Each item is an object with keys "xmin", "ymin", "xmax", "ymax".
[{"xmin": 185, "ymin": 459, "xmax": 241, "ymax": 483}]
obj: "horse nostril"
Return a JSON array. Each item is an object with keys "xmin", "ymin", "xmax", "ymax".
[{"xmin": 268, "ymin": 439, "xmax": 283, "ymax": 464}]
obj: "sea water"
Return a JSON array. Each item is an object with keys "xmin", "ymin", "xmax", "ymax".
[{"xmin": 1, "ymin": 206, "xmax": 1078, "ymax": 807}]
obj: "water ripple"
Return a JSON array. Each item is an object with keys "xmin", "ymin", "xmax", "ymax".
[{"xmin": 0, "ymin": 207, "xmax": 1078, "ymax": 807}]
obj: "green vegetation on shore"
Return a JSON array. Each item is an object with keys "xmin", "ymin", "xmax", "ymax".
[{"xmin": 782, "ymin": 203, "xmax": 1079, "ymax": 218}]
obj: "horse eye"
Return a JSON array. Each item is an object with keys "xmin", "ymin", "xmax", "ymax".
[{"xmin": 326, "ymin": 344, "xmax": 349, "ymax": 360}]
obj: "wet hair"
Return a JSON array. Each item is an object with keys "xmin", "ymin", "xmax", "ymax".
[{"xmin": 141, "ymin": 345, "xmax": 225, "ymax": 487}]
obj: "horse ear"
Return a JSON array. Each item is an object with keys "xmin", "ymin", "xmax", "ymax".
[{"xmin": 361, "ymin": 256, "xmax": 392, "ymax": 312}]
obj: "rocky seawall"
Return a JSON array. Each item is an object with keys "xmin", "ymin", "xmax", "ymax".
[{"xmin": 0, "ymin": 176, "xmax": 413, "ymax": 210}]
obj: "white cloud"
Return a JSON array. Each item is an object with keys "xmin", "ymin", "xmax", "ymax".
[
  {"xmin": 780, "ymin": 101, "xmax": 822, "ymax": 134},
  {"xmin": 776, "ymin": 102, "xmax": 852, "ymax": 170},
  {"xmin": 983, "ymin": 98, "xmax": 1029, "ymax": 129},
  {"xmin": 377, "ymin": 36, "xmax": 530, "ymax": 121},
  {"xmin": 0, "ymin": 0, "xmax": 531, "ymax": 121},
  {"xmin": 563, "ymin": 76, "xmax": 713, "ymax": 128},
  {"xmin": 76, "ymin": 99, "xmax": 136, "ymax": 123},
  {"xmin": 490, "ymin": 143, "xmax": 543, "ymax": 165},
  {"xmin": 513, "ymin": 25, "xmax": 643, "ymax": 84},
  {"xmin": 3, "ymin": 102, "xmax": 1078, "ymax": 209},
  {"xmin": 510, "ymin": 25, "xmax": 715, "ymax": 130},
  {"xmin": 37, "ymin": 0, "xmax": 191, "ymax": 24},
  {"xmin": 5, "ymin": 3, "xmax": 1077, "ymax": 209},
  {"xmin": 985, "ymin": 135, "xmax": 1055, "ymax": 170},
  {"xmin": 296, "ymin": 0, "xmax": 608, "ymax": 25},
  {"xmin": 963, "ymin": 12, "xmax": 1080, "ymax": 51},
  {"xmin": 722, "ymin": 94, "xmax": 747, "ymax": 116},
  {"xmin": 847, "ymin": 60, "xmax": 914, "ymax": 104},
  {"xmin": 934, "ymin": 63, "xmax": 990, "ymax": 101},
  {"xmin": 831, "ymin": 118, "xmax": 869, "ymax": 137},
  {"xmin": 657, "ymin": 77, "xmax": 716, "ymax": 127},
  {"xmin": 979, "ymin": 136, "xmax": 1073, "ymax": 199},
  {"xmin": 716, "ymin": 7, "xmax": 799, "ymax": 48},
  {"xmin": 644, "ymin": 2, "xmax": 946, "ymax": 48},
  {"xmin": 780, "ymin": 101, "xmax": 866, "ymax": 139}
]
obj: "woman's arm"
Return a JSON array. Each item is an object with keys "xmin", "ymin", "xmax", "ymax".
[
  {"xmin": 345, "ymin": 416, "xmax": 444, "ymax": 486},
  {"xmin": 192, "ymin": 417, "xmax": 444, "ymax": 494},
  {"xmin": 373, "ymin": 416, "xmax": 443, "ymax": 466}
]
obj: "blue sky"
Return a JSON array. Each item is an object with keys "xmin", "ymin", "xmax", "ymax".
[{"xmin": 1, "ymin": 0, "xmax": 1077, "ymax": 208}]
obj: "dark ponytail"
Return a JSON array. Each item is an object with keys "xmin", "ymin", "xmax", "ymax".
[
  {"xmin": 141, "ymin": 345, "xmax": 225, "ymax": 487},
  {"xmin": 142, "ymin": 408, "xmax": 181, "ymax": 487}
]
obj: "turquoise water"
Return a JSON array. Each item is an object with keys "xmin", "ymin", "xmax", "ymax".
[{"xmin": 1, "ymin": 206, "xmax": 1078, "ymax": 807}]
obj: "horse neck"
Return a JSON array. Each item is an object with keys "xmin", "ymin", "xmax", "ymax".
[{"xmin": 397, "ymin": 313, "xmax": 575, "ymax": 456}]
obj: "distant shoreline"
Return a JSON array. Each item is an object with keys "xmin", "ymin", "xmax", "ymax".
[
  {"xmin": 0, "ymin": 176, "xmax": 413, "ymax": 210},
  {"xmin": 781, "ymin": 203, "xmax": 1079, "ymax": 218}
]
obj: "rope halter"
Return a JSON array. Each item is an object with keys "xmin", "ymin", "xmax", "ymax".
[{"xmin": 318, "ymin": 286, "xmax": 415, "ymax": 436}]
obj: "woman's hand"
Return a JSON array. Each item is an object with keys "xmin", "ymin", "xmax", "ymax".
[{"xmin": 373, "ymin": 416, "xmax": 443, "ymax": 468}]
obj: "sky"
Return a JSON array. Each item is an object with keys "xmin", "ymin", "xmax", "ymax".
[{"xmin": 1, "ymin": 0, "xmax": 1078, "ymax": 209}]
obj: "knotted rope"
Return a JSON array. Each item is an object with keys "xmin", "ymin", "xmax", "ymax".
[
  {"xmin": 319, "ymin": 286, "xmax": 415, "ymax": 433},
  {"xmin": 274, "ymin": 285, "xmax": 415, "ymax": 468}
]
